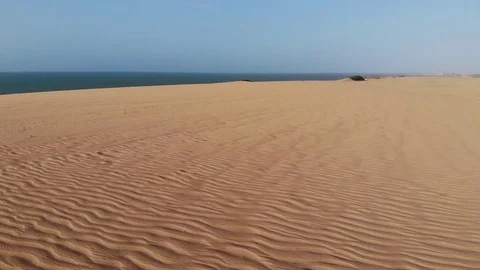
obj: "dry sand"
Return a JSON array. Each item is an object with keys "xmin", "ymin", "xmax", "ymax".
[{"xmin": 1, "ymin": 77, "xmax": 480, "ymax": 269}]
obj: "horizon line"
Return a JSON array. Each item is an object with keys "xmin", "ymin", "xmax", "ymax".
[{"xmin": 0, "ymin": 71, "xmax": 423, "ymax": 75}]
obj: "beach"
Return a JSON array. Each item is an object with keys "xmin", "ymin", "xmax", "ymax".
[{"xmin": 1, "ymin": 77, "xmax": 480, "ymax": 269}]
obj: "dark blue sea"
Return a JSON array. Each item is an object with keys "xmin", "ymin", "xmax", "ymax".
[{"xmin": 0, "ymin": 72, "xmax": 375, "ymax": 95}]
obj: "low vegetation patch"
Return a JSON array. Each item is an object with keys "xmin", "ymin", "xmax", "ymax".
[{"xmin": 348, "ymin": 75, "xmax": 366, "ymax": 81}]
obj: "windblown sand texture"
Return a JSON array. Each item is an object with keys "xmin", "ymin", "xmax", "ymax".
[{"xmin": 1, "ymin": 77, "xmax": 480, "ymax": 269}]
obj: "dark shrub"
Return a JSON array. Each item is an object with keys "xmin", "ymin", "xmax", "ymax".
[{"xmin": 349, "ymin": 75, "xmax": 366, "ymax": 81}]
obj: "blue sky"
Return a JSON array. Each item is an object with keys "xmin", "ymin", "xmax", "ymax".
[{"xmin": 1, "ymin": 0, "xmax": 479, "ymax": 73}]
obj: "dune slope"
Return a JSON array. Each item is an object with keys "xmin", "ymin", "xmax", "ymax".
[{"xmin": 1, "ymin": 77, "xmax": 480, "ymax": 269}]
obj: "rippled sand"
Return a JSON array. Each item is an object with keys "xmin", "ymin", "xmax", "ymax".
[{"xmin": 1, "ymin": 77, "xmax": 480, "ymax": 269}]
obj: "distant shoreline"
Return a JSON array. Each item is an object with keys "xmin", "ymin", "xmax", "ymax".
[
  {"xmin": 0, "ymin": 72, "xmax": 408, "ymax": 95},
  {"xmin": 2, "ymin": 74, "xmax": 477, "ymax": 97},
  {"xmin": 3, "ymin": 72, "xmax": 476, "ymax": 96}
]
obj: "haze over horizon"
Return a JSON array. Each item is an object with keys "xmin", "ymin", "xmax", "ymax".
[{"xmin": 1, "ymin": 0, "xmax": 479, "ymax": 74}]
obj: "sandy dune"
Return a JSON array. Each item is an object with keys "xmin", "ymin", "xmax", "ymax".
[{"xmin": 1, "ymin": 77, "xmax": 480, "ymax": 269}]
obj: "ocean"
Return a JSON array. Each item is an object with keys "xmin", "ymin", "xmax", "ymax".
[{"xmin": 1, "ymin": 72, "xmax": 367, "ymax": 95}]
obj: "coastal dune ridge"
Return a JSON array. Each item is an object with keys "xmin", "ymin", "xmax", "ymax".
[{"xmin": 1, "ymin": 76, "xmax": 480, "ymax": 269}]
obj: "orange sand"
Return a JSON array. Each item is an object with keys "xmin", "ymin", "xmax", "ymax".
[{"xmin": 1, "ymin": 77, "xmax": 480, "ymax": 269}]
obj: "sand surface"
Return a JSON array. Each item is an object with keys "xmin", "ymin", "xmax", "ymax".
[{"xmin": 1, "ymin": 77, "xmax": 480, "ymax": 269}]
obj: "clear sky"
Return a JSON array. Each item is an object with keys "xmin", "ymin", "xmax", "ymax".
[{"xmin": 1, "ymin": 0, "xmax": 479, "ymax": 73}]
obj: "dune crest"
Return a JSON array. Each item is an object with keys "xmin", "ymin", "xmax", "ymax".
[{"xmin": 1, "ymin": 77, "xmax": 480, "ymax": 269}]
